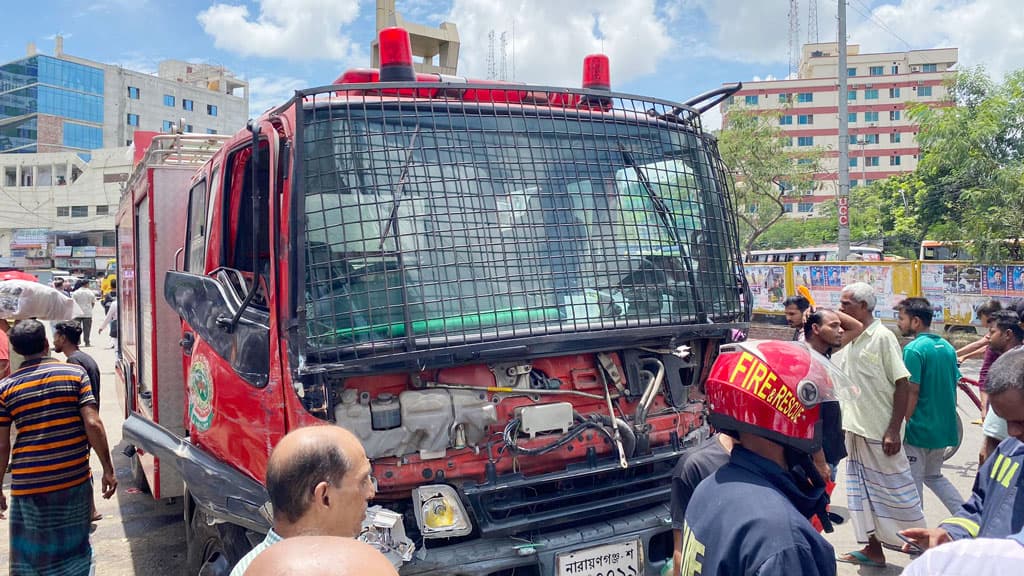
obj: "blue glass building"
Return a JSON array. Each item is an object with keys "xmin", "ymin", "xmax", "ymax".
[{"xmin": 0, "ymin": 55, "xmax": 105, "ymax": 153}]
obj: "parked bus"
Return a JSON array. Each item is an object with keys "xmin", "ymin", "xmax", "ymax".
[
  {"xmin": 920, "ymin": 239, "xmax": 1024, "ymax": 261},
  {"xmin": 746, "ymin": 244, "xmax": 883, "ymax": 263}
]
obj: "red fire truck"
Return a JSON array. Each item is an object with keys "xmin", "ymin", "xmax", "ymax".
[{"xmin": 117, "ymin": 27, "xmax": 749, "ymax": 576}]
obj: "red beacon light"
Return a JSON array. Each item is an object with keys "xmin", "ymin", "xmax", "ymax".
[
  {"xmin": 582, "ymin": 54, "xmax": 611, "ymax": 91},
  {"xmin": 378, "ymin": 27, "xmax": 416, "ymax": 82}
]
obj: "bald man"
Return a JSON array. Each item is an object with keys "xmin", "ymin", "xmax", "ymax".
[
  {"xmin": 244, "ymin": 536, "xmax": 398, "ymax": 576},
  {"xmin": 230, "ymin": 426, "xmax": 377, "ymax": 576}
]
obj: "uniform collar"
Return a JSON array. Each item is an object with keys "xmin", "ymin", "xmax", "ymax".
[{"xmin": 729, "ymin": 446, "xmax": 826, "ymax": 520}]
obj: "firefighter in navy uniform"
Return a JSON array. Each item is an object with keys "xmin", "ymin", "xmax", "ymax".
[{"xmin": 680, "ymin": 340, "xmax": 839, "ymax": 576}]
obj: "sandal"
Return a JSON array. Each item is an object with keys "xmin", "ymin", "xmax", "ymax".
[{"xmin": 836, "ymin": 550, "xmax": 886, "ymax": 568}]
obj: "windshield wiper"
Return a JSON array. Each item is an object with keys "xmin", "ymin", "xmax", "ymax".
[
  {"xmin": 616, "ymin": 142, "xmax": 706, "ymax": 321},
  {"xmin": 379, "ymin": 124, "xmax": 421, "ymax": 249}
]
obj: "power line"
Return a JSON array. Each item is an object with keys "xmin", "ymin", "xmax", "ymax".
[{"xmin": 848, "ymin": 0, "xmax": 913, "ymax": 50}]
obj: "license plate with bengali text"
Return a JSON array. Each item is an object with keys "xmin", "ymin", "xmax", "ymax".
[{"xmin": 555, "ymin": 539, "xmax": 642, "ymax": 576}]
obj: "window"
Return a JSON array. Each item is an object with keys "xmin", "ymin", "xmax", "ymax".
[
  {"xmin": 96, "ymin": 205, "xmax": 109, "ymax": 216},
  {"xmin": 849, "ymin": 158, "xmax": 858, "ymax": 167},
  {"xmin": 798, "ymin": 114, "xmax": 813, "ymax": 125},
  {"xmin": 164, "ymin": 94, "xmax": 175, "ymax": 107},
  {"xmin": 890, "ymin": 155, "xmax": 902, "ymax": 166},
  {"xmin": 849, "ymin": 135, "xmax": 858, "ymax": 144},
  {"xmin": 864, "ymin": 134, "xmax": 879, "ymax": 144},
  {"xmin": 162, "ymin": 120, "xmax": 175, "ymax": 132},
  {"xmin": 797, "ymin": 92, "xmax": 813, "ymax": 103},
  {"xmin": 890, "ymin": 110, "xmax": 901, "ymax": 121},
  {"xmin": 848, "ymin": 90, "xmax": 857, "ymax": 100},
  {"xmin": 747, "ymin": 204, "xmax": 758, "ymax": 214},
  {"xmin": 889, "ymin": 88, "xmax": 901, "ymax": 98},
  {"xmin": 206, "ymin": 129, "xmax": 218, "ymax": 135},
  {"xmin": 186, "ymin": 178, "xmax": 210, "ymax": 272},
  {"xmin": 57, "ymin": 206, "xmax": 70, "ymax": 217},
  {"xmin": 784, "ymin": 203, "xmax": 794, "ymax": 213},
  {"xmin": 71, "ymin": 205, "xmax": 88, "ymax": 218},
  {"xmin": 850, "ymin": 180, "xmax": 859, "ymax": 188},
  {"xmin": 183, "ymin": 99, "xmax": 194, "ymax": 111},
  {"xmin": 890, "ymin": 132, "xmax": 902, "ymax": 144},
  {"xmin": 207, "ymin": 104, "xmax": 218, "ymax": 116},
  {"xmin": 865, "ymin": 89, "xmax": 879, "ymax": 100},
  {"xmin": 866, "ymin": 156, "xmax": 880, "ymax": 167},
  {"xmin": 797, "ymin": 136, "xmax": 814, "ymax": 147},
  {"xmin": 798, "ymin": 202, "xmax": 814, "ymax": 213},
  {"xmin": 185, "ymin": 124, "xmax": 194, "ymax": 133},
  {"xmin": 891, "ymin": 65, "xmax": 899, "ymax": 74},
  {"xmin": 922, "ymin": 63, "xmax": 938, "ymax": 72},
  {"xmin": 778, "ymin": 93, "xmax": 791, "ymax": 103},
  {"xmin": 847, "ymin": 67, "xmax": 857, "ymax": 77},
  {"xmin": 848, "ymin": 112, "xmax": 857, "ymax": 123},
  {"xmin": 797, "ymin": 158, "xmax": 813, "ymax": 165},
  {"xmin": 127, "ymin": 113, "xmax": 139, "ymax": 126},
  {"xmin": 869, "ymin": 66, "xmax": 884, "ymax": 76},
  {"xmin": 783, "ymin": 137, "xmax": 793, "ymax": 147},
  {"xmin": 864, "ymin": 111, "xmax": 879, "ymax": 122},
  {"xmin": 918, "ymin": 86, "xmax": 933, "ymax": 97},
  {"xmin": 127, "ymin": 86, "xmax": 140, "ymax": 99},
  {"xmin": 779, "ymin": 115, "xmax": 793, "ymax": 125}
]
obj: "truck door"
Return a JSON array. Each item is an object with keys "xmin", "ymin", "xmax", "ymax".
[{"xmin": 166, "ymin": 133, "xmax": 286, "ymax": 483}]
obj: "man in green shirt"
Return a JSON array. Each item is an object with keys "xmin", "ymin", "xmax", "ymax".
[{"xmin": 896, "ymin": 297, "xmax": 965, "ymax": 514}]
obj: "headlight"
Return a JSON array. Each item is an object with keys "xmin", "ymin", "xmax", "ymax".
[{"xmin": 412, "ymin": 484, "xmax": 472, "ymax": 538}]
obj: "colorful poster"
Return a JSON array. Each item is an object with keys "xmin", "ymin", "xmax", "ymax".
[
  {"xmin": 984, "ymin": 266, "xmax": 1007, "ymax": 294},
  {"xmin": 745, "ymin": 265, "xmax": 786, "ymax": 313},
  {"xmin": 794, "ymin": 263, "xmax": 909, "ymax": 320},
  {"xmin": 1013, "ymin": 266, "xmax": 1024, "ymax": 293}
]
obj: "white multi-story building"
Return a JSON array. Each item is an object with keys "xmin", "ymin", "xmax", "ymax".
[
  {"xmin": 721, "ymin": 43, "xmax": 958, "ymax": 217},
  {"xmin": 0, "ymin": 37, "xmax": 248, "ymax": 271}
]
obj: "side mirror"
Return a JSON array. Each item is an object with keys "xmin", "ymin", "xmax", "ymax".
[{"xmin": 164, "ymin": 271, "xmax": 269, "ymax": 387}]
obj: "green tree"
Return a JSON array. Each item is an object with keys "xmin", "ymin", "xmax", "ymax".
[
  {"xmin": 847, "ymin": 175, "xmax": 926, "ymax": 258},
  {"xmin": 718, "ymin": 108, "xmax": 823, "ymax": 255},
  {"xmin": 908, "ymin": 67, "xmax": 1024, "ymax": 259}
]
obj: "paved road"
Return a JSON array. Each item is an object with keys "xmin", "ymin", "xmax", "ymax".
[
  {"xmin": 0, "ymin": 318, "xmax": 990, "ymax": 575},
  {"xmin": 0, "ymin": 311, "xmax": 186, "ymax": 575}
]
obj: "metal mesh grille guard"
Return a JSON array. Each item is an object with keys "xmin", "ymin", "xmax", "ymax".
[{"xmin": 294, "ymin": 83, "xmax": 745, "ymax": 360}]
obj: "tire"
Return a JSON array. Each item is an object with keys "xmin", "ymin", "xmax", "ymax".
[
  {"xmin": 943, "ymin": 412, "xmax": 964, "ymax": 461},
  {"xmin": 185, "ymin": 499, "xmax": 250, "ymax": 576},
  {"xmin": 129, "ymin": 453, "xmax": 151, "ymax": 495}
]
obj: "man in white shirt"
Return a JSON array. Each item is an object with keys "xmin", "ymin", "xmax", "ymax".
[
  {"xmin": 70, "ymin": 280, "xmax": 97, "ymax": 347},
  {"xmin": 834, "ymin": 282, "xmax": 925, "ymax": 568},
  {"xmin": 900, "ymin": 531, "xmax": 1024, "ymax": 575}
]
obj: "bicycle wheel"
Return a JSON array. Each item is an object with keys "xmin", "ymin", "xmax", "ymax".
[{"xmin": 943, "ymin": 412, "xmax": 964, "ymax": 461}]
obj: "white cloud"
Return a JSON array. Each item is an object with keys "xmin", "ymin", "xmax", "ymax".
[
  {"xmin": 197, "ymin": 0, "xmax": 363, "ymax": 62},
  {"xmin": 848, "ymin": 0, "xmax": 1024, "ymax": 77},
  {"xmin": 246, "ymin": 75, "xmax": 309, "ymax": 117},
  {"xmin": 448, "ymin": 0, "xmax": 674, "ymax": 86}
]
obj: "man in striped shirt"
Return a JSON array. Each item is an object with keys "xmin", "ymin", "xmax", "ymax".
[{"xmin": 0, "ymin": 319, "xmax": 117, "ymax": 576}]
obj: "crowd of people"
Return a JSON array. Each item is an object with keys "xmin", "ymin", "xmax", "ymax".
[
  {"xmin": 672, "ymin": 284, "xmax": 1024, "ymax": 575},
  {"xmin": 4, "ymin": 276, "xmax": 1024, "ymax": 575}
]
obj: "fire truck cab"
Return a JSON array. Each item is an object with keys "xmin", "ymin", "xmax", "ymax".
[{"xmin": 118, "ymin": 28, "xmax": 749, "ymax": 576}]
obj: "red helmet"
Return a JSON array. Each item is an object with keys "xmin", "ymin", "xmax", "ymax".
[{"xmin": 705, "ymin": 340, "xmax": 840, "ymax": 455}]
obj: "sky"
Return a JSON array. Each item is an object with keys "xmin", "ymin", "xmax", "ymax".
[{"xmin": 3, "ymin": 0, "xmax": 1022, "ymax": 130}]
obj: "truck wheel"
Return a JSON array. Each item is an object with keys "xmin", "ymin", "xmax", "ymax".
[
  {"xmin": 186, "ymin": 503, "xmax": 249, "ymax": 576},
  {"xmin": 129, "ymin": 453, "xmax": 151, "ymax": 494}
]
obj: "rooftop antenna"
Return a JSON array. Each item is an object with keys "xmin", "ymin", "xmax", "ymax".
[{"xmin": 788, "ymin": 0, "xmax": 800, "ymax": 77}]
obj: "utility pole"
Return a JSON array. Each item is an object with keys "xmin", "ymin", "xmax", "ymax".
[{"xmin": 837, "ymin": 0, "xmax": 850, "ymax": 260}]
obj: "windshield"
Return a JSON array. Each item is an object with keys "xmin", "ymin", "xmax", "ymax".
[{"xmin": 301, "ymin": 100, "xmax": 743, "ymax": 356}]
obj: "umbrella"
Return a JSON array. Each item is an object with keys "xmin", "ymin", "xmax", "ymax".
[{"xmin": 0, "ymin": 270, "xmax": 38, "ymax": 282}]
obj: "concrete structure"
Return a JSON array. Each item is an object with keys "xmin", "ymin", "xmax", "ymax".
[
  {"xmin": 0, "ymin": 36, "xmax": 247, "ymax": 154},
  {"xmin": 0, "ymin": 37, "xmax": 247, "ymax": 271},
  {"xmin": 370, "ymin": 0, "xmax": 460, "ymax": 75},
  {"xmin": 0, "ymin": 147, "xmax": 130, "ymax": 271},
  {"xmin": 722, "ymin": 43, "xmax": 958, "ymax": 217}
]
